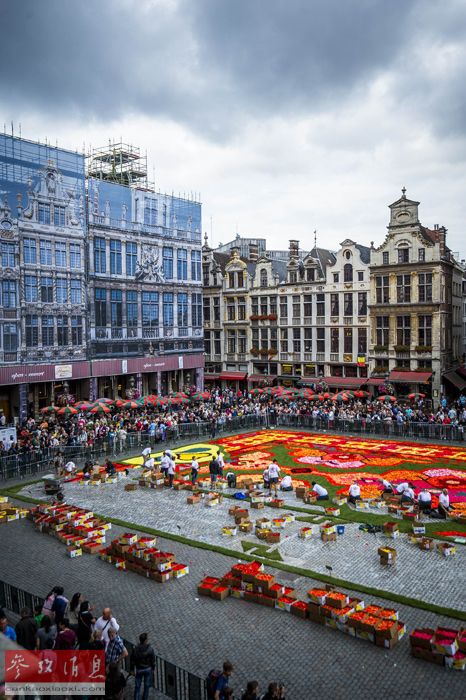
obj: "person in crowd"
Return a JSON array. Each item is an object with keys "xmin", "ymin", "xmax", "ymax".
[
  {"xmin": 348, "ymin": 480, "xmax": 361, "ymax": 505},
  {"xmin": 130, "ymin": 631, "xmax": 156, "ymax": 700},
  {"xmin": 64, "ymin": 460, "xmax": 76, "ymax": 477},
  {"xmin": 241, "ymin": 680, "xmax": 260, "ymax": 700},
  {"xmin": 191, "ymin": 455, "xmax": 199, "ymax": 485},
  {"xmin": 88, "ymin": 629, "xmax": 105, "ymax": 651},
  {"xmin": 105, "ymin": 661, "xmax": 127, "ymax": 700},
  {"xmin": 0, "ymin": 616, "xmax": 16, "ymax": 642},
  {"xmin": 42, "ymin": 586, "xmax": 59, "ymax": 618},
  {"xmin": 69, "ymin": 592, "xmax": 82, "ymax": 625},
  {"xmin": 54, "ymin": 618, "xmax": 76, "ymax": 649},
  {"xmin": 94, "ymin": 607, "xmax": 119, "ymax": 649},
  {"xmin": 34, "ymin": 603, "xmax": 44, "ymax": 627},
  {"xmin": 311, "ymin": 481, "xmax": 329, "ymax": 501},
  {"xmin": 105, "ymin": 627, "xmax": 128, "ymax": 669},
  {"xmin": 77, "ymin": 600, "xmax": 95, "ymax": 650},
  {"xmin": 82, "ymin": 461, "xmax": 93, "ymax": 480},
  {"xmin": 36, "ymin": 614, "xmax": 57, "ymax": 650},
  {"xmin": 261, "ymin": 682, "xmax": 286, "ymax": 699},
  {"xmin": 279, "ymin": 475, "xmax": 293, "ymax": 492},
  {"xmin": 267, "ymin": 459, "xmax": 280, "ymax": 495},
  {"xmin": 209, "ymin": 454, "xmax": 220, "ymax": 489},
  {"xmin": 209, "ymin": 661, "xmax": 234, "ymax": 700},
  {"xmin": 401, "ymin": 483, "xmax": 416, "ymax": 504},
  {"xmin": 51, "ymin": 586, "xmax": 69, "ymax": 626},
  {"xmin": 15, "ymin": 607, "xmax": 38, "ymax": 650},
  {"xmin": 417, "ymin": 488, "xmax": 432, "ymax": 514},
  {"xmin": 145, "ymin": 455, "xmax": 155, "ymax": 472}
]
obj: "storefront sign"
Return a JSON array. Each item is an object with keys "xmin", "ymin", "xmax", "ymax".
[
  {"xmin": 54, "ymin": 364, "xmax": 73, "ymax": 380},
  {"xmin": 178, "ymin": 355, "xmax": 184, "ymax": 369},
  {"xmin": 122, "ymin": 359, "xmax": 128, "ymax": 374}
]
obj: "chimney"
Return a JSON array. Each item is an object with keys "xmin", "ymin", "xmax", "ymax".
[
  {"xmin": 437, "ymin": 226, "xmax": 446, "ymax": 258},
  {"xmin": 249, "ymin": 242, "xmax": 259, "ymax": 261},
  {"xmin": 230, "ymin": 246, "xmax": 240, "ymax": 260},
  {"xmin": 289, "ymin": 239, "xmax": 299, "ymax": 260}
]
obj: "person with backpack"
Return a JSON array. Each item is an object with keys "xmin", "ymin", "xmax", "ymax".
[
  {"xmin": 130, "ymin": 632, "xmax": 156, "ymax": 700},
  {"xmin": 41, "ymin": 586, "xmax": 59, "ymax": 618},
  {"xmin": 206, "ymin": 661, "xmax": 234, "ymax": 700},
  {"xmin": 209, "ymin": 456, "xmax": 220, "ymax": 490},
  {"xmin": 93, "ymin": 607, "xmax": 120, "ymax": 649},
  {"xmin": 51, "ymin": 586, "xmax": 69, "ymax": 626}
]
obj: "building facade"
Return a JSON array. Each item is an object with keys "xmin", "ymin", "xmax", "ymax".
[
  {"xmin": 368, "ymin": 190, "xmax": 464, "ymax": 399},
  {"xmin": 0, "ymin": 135, "xmax": 204, "ymax": 420},
  {"xmin": 202, "ymin": 237, "xmax": 371, "ymax": 390}
]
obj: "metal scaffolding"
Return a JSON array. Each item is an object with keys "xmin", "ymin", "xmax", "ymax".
[{"xmin": 87, "ymin": 141, "xmax": 148, "ymax": 187}]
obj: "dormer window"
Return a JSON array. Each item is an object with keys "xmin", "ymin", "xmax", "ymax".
[
  {"xmin": 38, "ymin": 203, "xmax": 50, "ymax": 225},
  {"xmin": 306, "ymin": 268, "xmax": 315, "ymax": 282},
  {"xmin": 418, "ymin": 248, "xmax": 425, "ymax": 262},
  {"xmin": 260, "ymin": 269, "xmax": 268, "ymax": 287},
  {"xmin": 289, "ymin": 270, "xmax": 297, "ymax": 284},
  {"xmin": 397, "ymin": 246, "xmax": 410, "ymax": 264}
]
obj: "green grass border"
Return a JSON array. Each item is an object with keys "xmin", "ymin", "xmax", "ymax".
[{"xmin": 3, "ymin": 487, "xmax": 465, "ymax": 622}]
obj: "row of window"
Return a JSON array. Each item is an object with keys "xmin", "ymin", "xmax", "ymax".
[
  {"xmin": 375, "ymin": 315, "xmax": 432, "ymax": 347},
  {"xmin": 23, "ymin": 239, "xmax": 82, "ymax": 268},
  {"xmin": 37, "ymin": 203, "xmax": 67, "ymax": 226},
  {"xmin": 376, "ymin": 273, "xmax": 433, "ymax": 304},
  {"xmin": 382, "ymin": 248, "xmax": 426, "ymax": 265},
  {"xmin": 94, "ymin": 290, "xmax": 202, "ymax": 328},
  {"xmin": 94, "ymin": 238, "xmax": 202, "ymax": 280},
  {"xmin": 1, "ymin": 316, "xmax": 84, "ymax": 350},
  {"xmin": 23, "ymin": 277, "xmax": 82, "ymax": 305},
  {"xmin": 206, "ymin": 293, "xmax": 369, "ymax": 320}
]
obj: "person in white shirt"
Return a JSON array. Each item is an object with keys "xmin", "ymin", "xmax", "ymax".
[
  {"xmin": 160, "ymin": 452, "xmax": 169, "ymax": 477},
  {"xmin": 380, "ymin": 478, "xmax": 394, "ymax": 495},
  {"xmin": 311, "ymin": 482, "xmax": 329, "ymax": 501},
  {"xmin": 65, "ymin": 461, "xmax": 76, "ymax": 477},
  {"xmin": 417, "ymin": 488, "xmax": 432, "ymax": 514},
  {"xmin": 93, "ymin": 608, "xmax": 119, "ymax": 649},
  {"xmin": 436, "ymin": 489, "xmax": 451, "ymax": 519},
  {"xmin": 167, "ymin": 457, "xmax": 176, "ymax": 488},
  {"xmin": 280, "ymin": 475, "xmax": 293, "ymax": 492},
  {"xmin": 348, "ymin": 481, "xmax": 361, "ymax": 505},
  {"xmin": 145, "ymin": 457, "xmax": 155, "ymax": 472},
  {"xmin": 267, "ymin": 460, "xmax": 280, "ymax": 494},
  {"xmin": 141, "ymin": 446, "xmax": 151, "ymax": 466},
  {"xmin": 401, "ymin": 483, "xmax": 415, "ymax": 504},
  {"xmin": 191, "ymin": 457, "xmax": 199, "ymax": 485},
  {"xmin": 217, "ymin": 451, "xmax": 225, "ymax": 477},
  {"xmin": 396, "ymin": 481, "xmax": 409, "ymax": 495}
]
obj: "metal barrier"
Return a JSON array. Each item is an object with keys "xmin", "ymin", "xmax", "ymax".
[
  {"xmin": 2, "ymin": 411, "xmax": 464, "ymax": 482},
  {"xmin": 0, "ymin": 579, "xmax": 208, "ymax": 700}
]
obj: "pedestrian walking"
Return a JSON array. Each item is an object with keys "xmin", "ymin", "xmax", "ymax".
[{"xmin": 130, "ymin": 632, "xmax": 156, "ymax": 700}]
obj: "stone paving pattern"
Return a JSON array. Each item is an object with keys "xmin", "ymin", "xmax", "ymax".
[
  {"xmin": 20, "ymin": 475, "xmax": 466, "ymax": 614},
  {"xmin": 1, "ymin": 514, "xmax": 465, "ymax": 700}
]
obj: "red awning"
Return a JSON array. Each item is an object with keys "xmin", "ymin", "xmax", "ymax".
[
  {"xmin": 364, "ymin": 378, "xmax": 386, "ymax": 386},
  {"xmin": 204, "ymin": 373, "xmax": 220, "ymax": 380},
  {"xmin": 443, "ymin": 370, "xmax": 466, "ymax": 391},
  {"xmin": 389, "ymin": 371, "xmax": 432, "ymax": 384},
  {"xmin": 248, "ymin": 374, "xmax": 276, "ymax": 382},
  {"xmin": 219, "ymin": 372, "xmax": 247, "ymax": 381},
  {"xmin": 325, "ymin": 377, "xmax": 363, "ymax": 388},
  {"xmin": 300, "ymin": 377, "xmax": 318, "ymax": 384}
]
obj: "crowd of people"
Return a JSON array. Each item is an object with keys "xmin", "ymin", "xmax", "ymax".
[
  {"xmin": 1, "ymin": 388, "xmax": 466, "ymax": 465},
  {"xmin": 0, "ymin": 586, "xmax": 284, "ymax": 700}
]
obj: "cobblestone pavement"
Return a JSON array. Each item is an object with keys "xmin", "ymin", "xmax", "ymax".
[
  {"xmin": 1, "ymin": 513, "xmax": 465, "ymax": 699},
  {"xmin": 19, "ymin": 476, "xmax": 466, "ymax": 614}
]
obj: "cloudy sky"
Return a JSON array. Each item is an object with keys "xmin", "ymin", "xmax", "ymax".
[{"xmin": 1, "ymin": 0, "xmax": 466, "ymax": 254}]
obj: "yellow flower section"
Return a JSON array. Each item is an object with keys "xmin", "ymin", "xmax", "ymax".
[{"xmin": 122, "ymin": 443, "xmax": 221, "ymax": 467}]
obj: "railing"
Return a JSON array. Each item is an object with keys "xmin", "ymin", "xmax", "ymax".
[
  {"xmin": 3, "ymin": 411, "xmax": 466, "ymax": 483},
  {"xmin": 0, "ymin": 414, "xmax": 267, "ymax": 482},
  {"xmin": 0, "ymin": 580, "xmax": 207, "ymax": 700}
]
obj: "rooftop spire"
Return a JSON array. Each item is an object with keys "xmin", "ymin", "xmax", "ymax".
[{"xmin": 401, "ymin": 186, "xmax": 406, "ymax": 198}]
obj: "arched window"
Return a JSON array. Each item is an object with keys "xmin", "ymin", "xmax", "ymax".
[
  {"xmin": 260, "ymin": 269, "xmax": 268, "ymax": 287},
  {"xmin": 344, "ymin": 263, "xmax": 353, "ymax": 282},
  {"xmin": 397, "ymin": 245, "xmax": 410, "ymax": 264}
]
